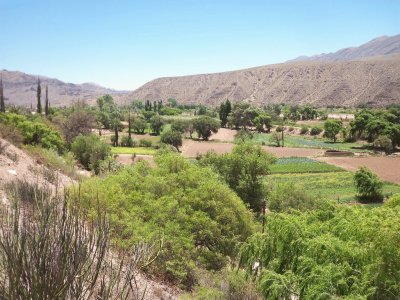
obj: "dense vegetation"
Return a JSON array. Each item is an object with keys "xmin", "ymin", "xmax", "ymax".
[
  {"xmin": 75, "ymin": 150, "xmax": 254, "ymax": 288},
  {"xmin": 240, "ymin": 200, "xmax": 400, "ymax": 299}
]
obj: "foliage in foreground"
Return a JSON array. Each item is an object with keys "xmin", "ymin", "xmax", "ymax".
[
  {"xmin": 240, "ymin": 205, "xmax": 400, "ymax": 299},
  {"xmin": 0, "ymin": 180, "xmax": 153, "ymax": 299},
  {"xmin": 354, "ymin": 166, "xmax": 384, "ymax": 203},
  {"xmin": 75, "ymin": 151, "xmax": 254, "ymax": 288}
]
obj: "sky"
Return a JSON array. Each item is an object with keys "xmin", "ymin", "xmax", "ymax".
[{"xmin": 1, "ymin": 0, "xmax": 399, "ymax": 90}]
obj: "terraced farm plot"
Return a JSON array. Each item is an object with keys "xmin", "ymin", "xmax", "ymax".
[
  {"xmin": 266, "ymin": 171, "xmax": 400, "ymax": 203},
  {"xmin": 254, "ymin": 133, "xmax": 369, "ymax": 152},
  {"xmin": 269, "ymin": 157, "xmax": 343, "ymax": 174}
]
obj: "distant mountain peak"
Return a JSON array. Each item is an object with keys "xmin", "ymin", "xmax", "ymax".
[{"xmin": 288, "ymin": 34, "xmax": 400, "ymax": 62}]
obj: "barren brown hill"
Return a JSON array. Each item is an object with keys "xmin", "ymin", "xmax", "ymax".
[
  {"xmin": 0, "ymin": 70, "xmax": 129, "ymax": 107},
  {"xmin": 129, "ymin": 54, "xmax": 400, "ymax": 107}
]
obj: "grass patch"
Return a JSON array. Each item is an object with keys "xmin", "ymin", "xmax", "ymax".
[
  {"xmin": 269, "ymin": 157, "xmax": 343, "ymax": 174},
  {"xmin": 111, "ymin": 147, "xmax": 156, "ymax": 155},
  {"xmin": 254, "ymin": 133, "xmax": 369, "ymax": 152},
  {"xmin": 266, "ymin": 171, "xmax": 400, "ymax": 204}
]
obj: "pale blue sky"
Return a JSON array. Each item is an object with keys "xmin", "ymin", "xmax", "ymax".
[{"xmin": 1, "ymin": 0, "xmax": 399, "ymax": 90}]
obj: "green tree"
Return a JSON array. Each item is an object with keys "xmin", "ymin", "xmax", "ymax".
[
  {"xmin": 160, "ymin": 129, "xmax": 182, "ymax": 151},
  {"xmin": 44, "ymin": 85, "xmax": 49, "ymax": 116},
  {"xmin": 71, "ymin": 134, "xmax": 111, "ymax": 174},
  {"xmin": 354, "ymin": 167, "xmax": 383, "ymax": 202},
  {"xmin": 36, "ymin": 78, "xmax": 42, "ymax": 114},
  {"xmin": 132, "ymin": 117, "xmax": 147, "ymax": 134},
  {"xmin": 149, "ymin": 115, "xmax": 164, "ymax": 135},
  {"xmin": 198, "ymin": 142, "xmax": 276, "ymax": 211},
  {"xmin": 0, "ymin": 74, "xmax": 5, "ymax": 113},
  {"xmin": 323, "ymin": 119, "xmax": 342, "ymax": 142},
  {"xmin": 193, "ymin": 116, "xmax": 220, "ymax": 140},
  {"xmin": 219, "ymin": 99, "xmax": 231, "ymax": 128}
]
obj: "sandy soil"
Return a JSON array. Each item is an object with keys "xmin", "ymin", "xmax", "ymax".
[
  {"xmin": 318, "ymin": 156, "xmax": 400, "ymax": 184},
  {"xmin": 209, "ymin": 128, "xmax": 237, "ymax": 142},
  {"xmin": 181, "ymin": 140, "xmax": 324, "ymax": 158}
]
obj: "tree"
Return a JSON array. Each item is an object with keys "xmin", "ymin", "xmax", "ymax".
[
  {"xmin": 193, "ymin": 116, "xmax": 220, "ymax": 140},
  {"xmin": 96, "ymin": 95, "xmax": 115, "ymax": 129},
  {"xmin": 110, "ymin": 106, "xmax": 121, "ymax": 147},
  {"xmin": 354, "ymin": 167, "xmax": 383, "ymax": 202},
  {"xmin": 44, "ymin": 85, "xmax": 49, "ymax": 116},
  {"xmin": 0, "ymin": 74, "xmax": 5, "ymax": 113},
  {"xmin": 160, "ymin": 130, "xmax": 182, "ymax": 151},
  {"xmin": 149, "ymin": 115, "xmax": 164, "ymax": 135},
  {"xmin": 36, "ymin": 78, "xmax": 42, "ymax": 114},
  {"xmin": 128, "ymin": 107, "xmax": 132, "ymax": 139},
  {"xmin": 270, "ymin": 132, "xmax": 282, "ymax": 147},
  {"xmin": 71, "ymin": 134, "xmax": 111, "ymax": 174},
  {"xmin": 219, "ymin": 99, "xmax": 231, "ymax": 128},
  {"xmin": 58, "ymin": 109, "xmax": 96, "ymax": 145},
  {"xmin": 254, "ymin": 113, "xmax": 272, "ymax": 133},
  {"xmin": 323, "ymin": 119, "xmax": 342, "ymax": 142},
  {"xmin": 132, "ymin": 117, "xmax": 147, "ymax": 134},
  {"xmin": 373, "ymin": 136, "xmax": 393, "ymax": 154},
  {"xmin": 198, "ymin": 142, "xmax": 276, "ymax": 211}
]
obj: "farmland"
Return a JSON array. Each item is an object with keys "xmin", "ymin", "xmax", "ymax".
[{"xmin": 267, "ymin": 170, "xmax": 400, "ymax": 204}]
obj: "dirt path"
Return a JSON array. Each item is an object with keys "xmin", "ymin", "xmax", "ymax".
[{"xmin": 317, "ymin": 156, "xmax": 400, "ymax": 184}]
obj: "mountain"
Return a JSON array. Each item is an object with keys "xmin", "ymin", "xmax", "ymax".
[
  {"xmin": 0, "ymin": 70, "xmax": 129, "ymax": 107},
  {"xmin": 289, "ymin": 34, "xmax": 400, "ymax": 62},
  {"xmin": 129, "ymin": 54, "xmax": 400, "ymax": 108}
]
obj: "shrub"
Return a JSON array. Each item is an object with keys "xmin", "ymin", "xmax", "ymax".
[
  {"xmin": 120, "ymin": 135, "xmax": 137, "ymax": 147},
  {"xmin": 76, "ymin": 152, "xmax": 254, "ymax": 288},
  {"xmin": 373, "ymin": 135, "xmax": 393, "ymax": 153},
  {"xmin": 267, "ymin": 183, "xmax": 330, "ymax": 212},
  {"xmin": 385, "ymin": 193, "xmax": 400, "ymax": 208},
  {"xmin": 160, "ymin": 130, "xmax": 182, "ymax": 151},
  {"xmin": 354, "ymin": 167, "xmax": 384, "ymax": 203},
  {"xmin": 198, "ymin": 142, "xmax": 276, "ymax": 211},
  {"xmin": 235, "ymin": 129, "xmax": 253, "ymax": 142},
  {"xmin": 288, "ymin": 126, "xmax": 295, "ymax": 132},
  {"xmin": 300, "ymin": 125, "xmax": 309, "ymax": 135},
  {"xmin": 71, "ymin": 134, "xmax": 111, "ymax": 174},
  {"xmin": 270, "ymin": 132, "xmax": 282, "ymax": 147},
  {"xmin": 0, "ymin": 113, "xmax": 64, "ymax": 152},
  {"xmin": 149, "ymin": 115, "xmax": 164, "ymax": 135},
  {"xmin": 310, "ymin": 126, "xmax": 323, "ymax": 135},
  {"xmin": 139, "ymin": 139, "xmax": 152, "ymax": 147},
  {"xmin": 275, "ymin": 125, "xmax": 284, "ymax": 132},
  {"xmin": 1, "ymin": 180, "xmax": 154, "ymax": 299},
  {"xmin": 0, "ymin": 123, "xmax": 24, "ymax": 147}
]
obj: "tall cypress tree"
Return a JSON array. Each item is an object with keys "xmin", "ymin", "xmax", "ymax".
[
  {"xmin": 45, "ymin": 85, "xmax": 49, "ymax": 116},
  {"xmin": 128, "ymin": 107, "xmax": 132, "ymax": 139},
  {"xmin": 0, "ymin": 74, "xmax": 5, "ymax": 113},
  {"xmin": 36, "ymin": 78, "xmax": 42, "ymax": 114}
]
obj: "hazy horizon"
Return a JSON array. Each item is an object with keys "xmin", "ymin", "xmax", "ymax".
[{"xmin": 1, "ymin": 0, "xmax": 399, "ymax": 90}]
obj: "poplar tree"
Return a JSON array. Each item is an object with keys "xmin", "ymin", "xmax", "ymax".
[
  {"xmin": 36, "ymin": 78, "xmax": 42, "ymax": 114},
  {"xmin": 45, "ymin": 85, "xmax": 49, "ymax": 116},
  {"xmin": 0, "ymin": 74, "xmax": 5, "ymax": 113}
]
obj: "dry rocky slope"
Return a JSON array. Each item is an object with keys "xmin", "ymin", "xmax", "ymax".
[
  {"xmin": 0, "ymin": 70, "xmax": 129, "ymax": 107},
  {"xmin": 289, "ymin": 34, "xmax": 400, "ymax": 62},
  {"xmin": 130, "ymin": 54, "xmax": 400, "ymax": 107}
]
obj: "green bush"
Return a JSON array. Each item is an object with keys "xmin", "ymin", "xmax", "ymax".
[
  {"xmin": 240, "ymin": 205, "xmax": 400, "ymax": 299},
  {"xmin": 160, "ymin": 130, "xmax": 182, "ymax": 151},
  {"xmin": 384, "ymin": 193, "xmax": 400, "ymax": 208},
  {"xmin": 275, "ymin": 125, "xmax": 284, "ymax": 132},
  {"xmin": 373, "ymin": 135, "xmax": 393, "ymax": 153},
  {"xmin": 310, "ymin": 126, "xmax": 323, "ymax": 135},
  {"xmin": 139, "ymin": 139, "xmax": 152, "ymax": 147},
  {"xmin": 75, "ymin": 151, "xmax": 254, "ymax": 288},
  {"xmin": 267, "ymin": 183, "xmax": 331, "ymax": 212},
  {"xmin": 300, "ymin": 125, "xmax": 309, "ymax": 135},
  {"xmin": 354, "ymin": 167, "xmax": 384, "ymax": 203},
  {"xmin": 71, "ymin": 135, "xmax": 111, "ymax": 174},
  {"xmin": 0, "ymin": 113, "xmax": 64, "ymax": 153},
  {"xmin": 198, "ymin": 142, "xmax": 276, "ymax": 211},
  {"xmin": 235, "ymin": 129, "xmax": 254, "ymax": 142},
  {"xmin": 120, "ymin": 136, "xmax": 137, "ymax": 147}
]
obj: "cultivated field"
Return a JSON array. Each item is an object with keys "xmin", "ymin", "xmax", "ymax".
[{"xmin": 318, "ymin": 156, "xmax": 400, "ymax": 184}]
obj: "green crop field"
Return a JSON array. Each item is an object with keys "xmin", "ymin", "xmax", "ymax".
[
  {"xmin": 269, "ymin": 157, "xmax": 343, "ymax": 174},
  {"xmin": 111, "ymin": 147, "xmax": 156, "ymax": 155},
  {"xmin": 266, "ymin": 171, "xmax": 400, "ymax": 204},
  {"xmin": 253, "ymin": 133, "xmax": 369, "ymax": 152}
]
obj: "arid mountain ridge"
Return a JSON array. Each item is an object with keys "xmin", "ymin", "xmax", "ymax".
[{"xmin": 2, "ymin": 34, "xmax": 400, "ymax": 108}]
